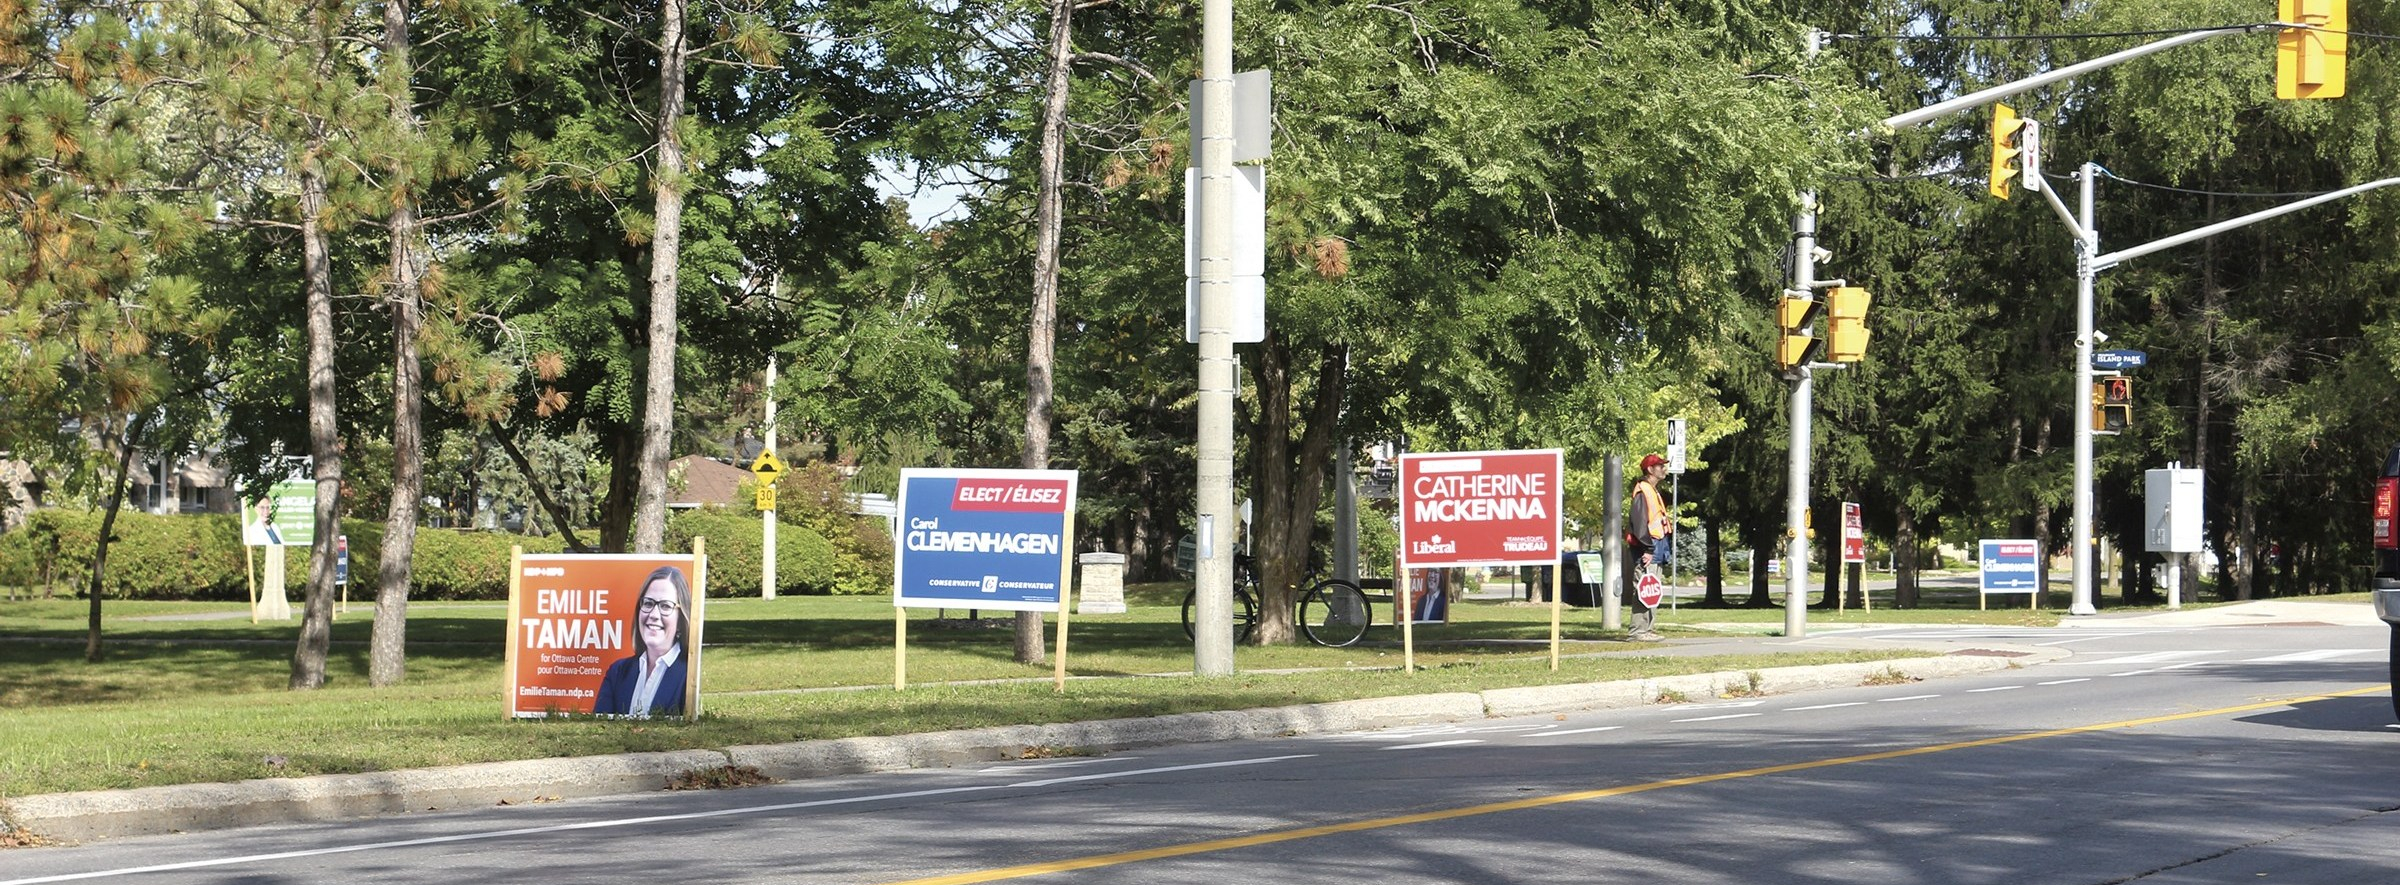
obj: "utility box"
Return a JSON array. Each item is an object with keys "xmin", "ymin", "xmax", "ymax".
[
  {"xmin": 1077, "ymin": 553, "xmax": 1127, "ymax": 614},
  {"xmin": 2144, "ymin": 465, "xmax": 2204, "ymax": 553}
]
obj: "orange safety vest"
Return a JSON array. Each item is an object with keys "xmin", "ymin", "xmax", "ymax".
[{"xmin": 1632, "ymin": 480, "xmax": 1670, "ymax": 542}]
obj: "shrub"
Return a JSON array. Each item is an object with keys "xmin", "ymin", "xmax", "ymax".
[
  {"xmin": 406, "ymin": 528, "xmax": 566, "ymax": 599},
  {"xmin": 0, "ymin": 509, "xmax": 565, "ymax": 601},
  {"xmin": 0, "ymin": 499, "xmax": 897, "ymax": 601},
  {"xmin": 667, "ymin": 506, "xmax": 891, "ymax": 597}
]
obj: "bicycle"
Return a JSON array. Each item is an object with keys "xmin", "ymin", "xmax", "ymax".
[{"xmin": 1180, "ymin": 555, "xmax": 1378, "ymax": 648}]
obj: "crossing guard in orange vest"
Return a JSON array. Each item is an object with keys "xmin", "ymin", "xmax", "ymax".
[{"xmin": 1626, "ymin": 454, "xmax": 1672, "ymax": 641}]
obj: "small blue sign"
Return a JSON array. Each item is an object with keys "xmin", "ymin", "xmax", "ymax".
[
  {"xmin": 1978, "ymin": 539, "xmax": 2041, "ymax": 594},
  {"xmin": 894, "ymin": 469, "xmax": 1079, "ymax": 613},
  {"xmin": 2093, "ymin": 349, "xmax": 2148, "ymax": 370}
]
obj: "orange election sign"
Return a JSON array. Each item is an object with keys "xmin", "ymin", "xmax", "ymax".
[{"xmin": 507, "ymin": 553, "xmax": 705, "ymax": 719}]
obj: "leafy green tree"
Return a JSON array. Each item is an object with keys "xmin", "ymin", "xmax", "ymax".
[{"xmin": 1, "ymin": 2, "xmax": 224, "ymax": 660}]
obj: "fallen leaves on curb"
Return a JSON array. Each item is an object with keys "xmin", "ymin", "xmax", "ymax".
[
  {"xmin": 0, "ymin": 827, "xmax": 57, "ymax": 849},
  {"xmin": 1860, "ymin": 667, "xmax": 1922, "ymax": 686},
  {"xmin": 667, "ymin": 764, "xmax": 773, "ymax": 791}
]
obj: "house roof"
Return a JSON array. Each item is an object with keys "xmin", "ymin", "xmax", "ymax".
[{"xmin": 668, "ymin": 455, "xmax": 752, "ymax": 508}]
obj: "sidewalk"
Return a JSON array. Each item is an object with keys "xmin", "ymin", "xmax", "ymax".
[{"xmin": 0, "ymin": 623, "xmax": 2076, "ymax": 845}]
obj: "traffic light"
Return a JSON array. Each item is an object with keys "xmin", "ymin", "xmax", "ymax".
[
  {"xmin": 1775, "ymin": 294, "xmax": 1821, "ymax": 371},
  {"xmin": 2092, "ymin": 377, "xmax": 2133, "ymax": 434},
  {"xmin": 1989, "ymin": 103, "xmax": 2026, "ymax": 200},
  {"xmin": 1825, "ymin": 286, "xmax": 1871, "ymax": 363},
  {"xmin": 2277, "ymin": 0, "xmax": 2347, "ymax": 100}
]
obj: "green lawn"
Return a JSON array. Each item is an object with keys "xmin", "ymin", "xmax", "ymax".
[{"xmin": 0, "ymin": 580, "xmax": 2248, "ymax": 797}]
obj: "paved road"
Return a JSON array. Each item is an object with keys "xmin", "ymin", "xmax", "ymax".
[{"xmin": 7, "ymin": 612, "xmax": 2391, "ymax": 885}]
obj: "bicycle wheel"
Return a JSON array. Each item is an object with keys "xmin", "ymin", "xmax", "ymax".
[
  {"xmin": 1182, "ymin": 585, "xmax": 1260, "ymax": 643},
  {"xmin": 1299, "ymin": 579, "xmax": 1371, "ymax": 647}
]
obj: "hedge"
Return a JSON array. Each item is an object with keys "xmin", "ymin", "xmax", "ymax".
[
  {"xmin": 666, "ymin": 506, "xmax": 892, "ymax": 596},
  {"xmin": 0, "ymin": 506, "xmax": 892, "ymax": 601},
  {"xmin": 0, "ymin": 510, "xmax": 557, "ymax": 601}
]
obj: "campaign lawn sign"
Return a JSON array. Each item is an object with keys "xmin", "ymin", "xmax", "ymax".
[
  {"xmin": 893, "ymin": 468, "xmax": 1080, "ymax": 690},
  {"xmin": 1840, "ymin": 502, "xmax": 1870, "ymax": 612},
  {"xmin": 1397, "ymin": 449, "xmax": 1565, "ymax": 670},
  {"xmin": 1977, "ymin": 539, "xmax": 2042, "ymax": 611},
  {"xmin": 239, "ymin": 467, "xmax": 314, "ymax": 622},
  {"xmin": 505, "ymin": 550, "xmax": 707, "ymax": 719}
]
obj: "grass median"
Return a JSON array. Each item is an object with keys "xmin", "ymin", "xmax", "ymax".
[{"xmin": 0, "ymin": 580, "xmax": 2079, "ymax": 797}]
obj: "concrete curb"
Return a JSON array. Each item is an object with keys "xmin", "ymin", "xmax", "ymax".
[
  {"xmin": 4, "ymin": 749, "xmax": 733, "ymax": 842},
  {"xmin": 2, "ymin": 650, "xmax": 2041, "ymax": 843}
]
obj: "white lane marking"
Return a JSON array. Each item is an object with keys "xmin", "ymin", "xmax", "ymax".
[
  {"xmin": 1671, "ymin": 713, "xmax": 1763, "ymax": 723},
  {"xmin": 2245, "ymin": 649, "xmax": 2374, "ymax": 663},
  {"xmin": 1784, "ymin": 702, "xmax": 1868, "ymax": 711},
  {"xmin": 0, "ymin": 756, "xmax": 1314, "ymax": 885},
  {"xmin": 1967, "ymin": 685, "xmax": 2025, "ymax": 693},
  {"xmin": 2110, "ymin": 660, "xmax": 2217, "ymax": 676},
  {"xmin": 975, "ymin": 757, "xmax": 1129, "ymax": 773},
  {"xmin": 2072, "ymin": 651, "xmax": 2221, "ymax": 665},
  {"xmin": 2039, "ymin": 678, "xmax": 2091, "ymax": 686},
  {"xmin": 1523, "ymin": 726, "xmax": 1623, "ymax": 737},
  {"xmin": 1382, "ymin": 739, "xmax": 1484, "ymax": 751},
  {"xmin": 1877, "ymin": 695, "xmax": 1940, "ymax": 703},
  {"xmin": 1659, "ymin": 701, "xmax": 1766, "ymax": 712}
]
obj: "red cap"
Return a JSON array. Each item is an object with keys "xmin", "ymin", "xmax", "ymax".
[{"xmin": 1640, "ymin": 454, "xmax": 1667, "ymax": 470}]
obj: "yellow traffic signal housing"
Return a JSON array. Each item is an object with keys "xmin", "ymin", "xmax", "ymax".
[
  {"xmin": 1989, "ymin": 103, "xmax": 2026, "ymax": 200},
  {"xmin": 2278, "ymin": 0, "xmax": 2347, "ymax": 99},
  {"xmin": 1775, "ymin": 294, "xmax": 1821, "ymax": 371},
  {"xmin": 1825, "ymin": 286, "xmax": 1871, "ymax": 363}
]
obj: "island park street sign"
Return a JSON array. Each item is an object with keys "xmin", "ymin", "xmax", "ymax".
[{"xmin": 2093, "ymin": 349, "xmax": 2148, "ymax": 371}]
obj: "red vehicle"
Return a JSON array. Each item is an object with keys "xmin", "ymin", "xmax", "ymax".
[{"xmin": 2370, "ymin": 445, "xmax": 2400, "ymax": 718}]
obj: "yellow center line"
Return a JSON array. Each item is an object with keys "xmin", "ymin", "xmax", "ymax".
[{"xmin": 879, "ymin": 685, "xmax": 2390, "ymax": 885}]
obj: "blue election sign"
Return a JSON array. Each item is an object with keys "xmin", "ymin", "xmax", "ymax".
[
  {"xmin": 894, "ymin": 468, "xmax": 1079, "ymax": 613},
  {"xmin": 1978, "ymin": 539, "xmax": 2041, "ymax": 594},
  {"xmin": 2092, "ymin": 349, "xmax": 2148, "ymax": 370}
]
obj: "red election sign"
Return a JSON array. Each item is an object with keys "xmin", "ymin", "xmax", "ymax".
[
  {"xmin": 1398, "ymin": 449, "xmax": 1564, "ymax": 567},
  {"xmin": 1841, "ymin": 501, "xmax": 1866, "ymax": 565}
]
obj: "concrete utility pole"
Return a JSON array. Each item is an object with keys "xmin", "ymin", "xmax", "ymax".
[
  {"xmin": 1192, "ymin": 0, "xmax": 1237, "ymax": 676},
  {"xmin": 2068, "ymin": 165, "xmax": 2097, "ymax": 615},
  {"xmin": 762, "ymin": 354, "xmax": 778, "ymax": 600},
  {"xmin": 1784, "ymin": 194, "xmax": 1817, "ymax": 640}
]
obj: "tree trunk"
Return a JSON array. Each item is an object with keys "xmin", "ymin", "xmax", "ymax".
[
  {"xmin": 371, "ymin": 0, "xmax": 423, "ymax": 688},
  {"xmin": 84, "ymin": 414, "xmax": 147, "ymax": 662},
  {"xmin": 2031, "ymin": 412, "xmax": 2052, "ymax": 607},
  {"xmin": 600, "ymin": 424, "xmax": 641, "ymax": 551},
  {"xmin": 1701, "ymin": 513, "xmax": 1726, "ymax": 606},
  {"xmin": 1249, "ymin": 338, "xmax": 1346, "ymax": 644},
  {"xmin": 632, "ymin": 0, "xmax": 689, "ymax": 555},
  {"xmin": 1894, "ymin": 502, "xmax": 1919, "ymax": 608},
  {"xmin": 493, "ymin": 421, "xmax": 592, "ymax": 552},
  {"xmin": 1745, "ymin": 521, "xmax": 1771, "ymax": 607},
  {"xmin": 1010, "ymin": 0, "xmax": 1074, "ymax": 664},
  {"xmin": 2231, "ymin": 471, "xmax": 2258, "ymax": 600},
  {"xmin": 292, "ymin": 144, "xmax": 345, "ymax": 691},
  {"xmin": 1816, "ymin": 501, "xmax": 1838, "ymax": 609}
]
